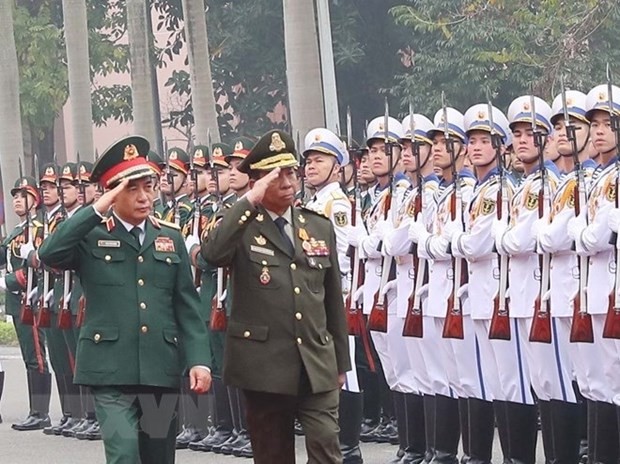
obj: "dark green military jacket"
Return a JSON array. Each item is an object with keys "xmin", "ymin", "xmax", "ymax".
[
  {"xmin": 202, "ymin": 197, "xmax": 350, "ymax": 396},
  {"xmin": 38, "ymin": 206, "xmax": 211, "ymax": 388},
  {"xmin": 162, "ymin": 194, "xmax": 193, "ymax": 228}
]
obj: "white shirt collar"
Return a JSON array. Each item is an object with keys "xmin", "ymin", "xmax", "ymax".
[{"xmin": 113, "ymin": 212, "xmax": 146, "ymax": 234}]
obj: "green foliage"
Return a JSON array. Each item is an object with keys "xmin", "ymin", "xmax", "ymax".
[
  {"xmin": 0, "ymin": 321, "xmax": 18, "ymax": 347},
  {"xmin": 389, "ymin": 0, "xmax": 620, "ymax": 116}
]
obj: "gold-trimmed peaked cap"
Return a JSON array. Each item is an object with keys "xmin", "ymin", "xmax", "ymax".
[
  {"xmin": 91, "ymin": 135, "xmax": 152, "ymax": 188},
  {"xmin": 11, "ymin": 176, "xmax": 40, "ymax": 205},
  {"xmin": 238, "ymin": 130, "xmax": 298, "ymax": 174}
]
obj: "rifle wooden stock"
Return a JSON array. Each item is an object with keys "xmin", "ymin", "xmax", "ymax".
[
  {"xmin": 367, "ymin": 293, "xmax": 388, "ymax": 333},
  {"xmin": 209, "ymin": 268, "xmax": 228, "ymax": 332},
  {"xmin": 57, "ymin": 299, "xmax": 72, "ymax": 330},
  {"xmin": 346, "ymin": 258, "xmax": 365, "ymax": 336},
  {"xmin": 76, "ymin": 296, "xmax": 86, "ymax": 328},
  {"xmin": 443, "ymin": 258, "xmax": 466, "ymax": 339},
  {"xmin": 489, "ymin": 293, "xmax": 511, "ymax": 340},
  {"xmin": 403, "ymin": 256, "xmax": 425, "ymax": 338},
  {"xmin": 603, "ymin": 294, "xmax": 620, "ymax": 339},
  {"xmin": 569, "ymin": 292, "xmax": 593, "ymax": 343},
  {"xmin": 19, "ymin": 296, "xmax": 34, "ymax": 326},
  {"xmin": 36, "ymin": 299, "xmax": 51, "ymax": 328},
  {"xmin": 529, "ymin": 296, "xmax": 551, "ymax": 343}
]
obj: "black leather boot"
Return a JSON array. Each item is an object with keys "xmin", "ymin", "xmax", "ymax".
[
  {"xmin": 176, "ymin": 377, "xmax": 208, "ymax": 449},
  {"xmin": 550, "ymin": 400, "xmax": 580, "ymax": 464},
  {"xmin": 339, "ymin": 390, "xmax": 364, "ymax": 464},
  {"xmin": 231, "ymin": 388, "xmax": 252, "ymax": 458},
  {"xmin": 538, "ymin": 400, "xmax": 554, "ymax": 463},
  {"xmin": 493, "ymin": 401, "xmax": 510, "ymax": 463},
  {"xmin": 216, "ymin": 386, "xmax": 244, "ymax": 455},
  {"xmin": 505, "ymin": 402, "xmax": 538, "ymax": 464},
  {"xmin": 399, "ymin": 393, "xmax": 426, "ymax": 464},
  {"xmin": 591, "ymin": 401, "xmax": 619, "ymax": 464},
  {"xmin": 468, "ymin": 398, "xmax": 494, "ymax": 464},
  {"xmin": 0, "ymin": 370, "xmax": 4, "ymax": 423},
  {"xmin": 387, "ymin": 391, "xmax": 406, "ymax": 463},
  {"xmin": 429, "ymin": 395, "xmax": 459, "ymax": 464},
  {"xmin": 12, "ymin": 370, "xmax": 51, "ymax": 431},
  {"xmin": 458, "ymin": 398, "xmax": 470, "ymax": 464},
  {"xmin": 188, "ymin": 377, "xmax": 232, "ymax": 452},
  {"xmin": 423, "ymin": 394, "xmax": 437, "ymax": 462},
  {"xmin": 62, "ymin": 377, "xmax": 85, "ymax": 437}
]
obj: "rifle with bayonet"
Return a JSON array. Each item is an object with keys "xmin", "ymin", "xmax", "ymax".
[
  {"xmin": 36, "ymin": 156, "xmax": 52, "ymax": 328},
  {"xmin": 209, "ymin": 135, "xmax": 228, "ymax": 332},
  {"xmin": 442, "ymin": 96, "xmax": 466, "ymax": 339},
  {"xmin": 56, "ymin": 160, "xmax": 72, "ymax": 330},
  {"xmin": 18, "ymin": 158, "xmax": 35, "ymax": 326},
  {"xmin": 529, "ymin": 92, "xmax": 552, "ymax": 343},
  {"xmin": 403, "ymin": 100, "xmax": 425, "ymax": 338},
  {"xmin": 368, "ymin": 98, "xmax": 395, "ymax": 333},
  {"xmin": 75, "ymin": 153, "xmax": 87, "ymax": 327},
  {"xmin": 604, "ymin": 64, "xmax": 620, "ymax": 339},
  {"xmin": 489, "ymin": 93, "xmax": 511, "ymax": 340}
]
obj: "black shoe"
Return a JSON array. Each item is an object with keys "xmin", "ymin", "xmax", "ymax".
[
  {"xmin": 53, "ymin": 416, "xmax": 80, "ymax": 436},
  {"xmin": 62, "ymin": 417, "xmax": 88, "ymax": 437},
  {"xmin": 377, "ymin": 420, "xmax": 398, "ymax": 444},
  {"xmin": 342, "ymin": 445, "xmax": 363, "ymax": 464},
  {"xmin": 188, "ymin": 426, "xmax": 232, "ymax": 452},
  {"xmin": 359, "ymin": 420, "xmax": 380, "ymax": 442},
  {"xmin": 67, "ymin": 418, "xmax": 96, "ymax": 438},
  {"xmin": 232, "ymin": 440, "xmax": 254, "ymax": 458},
  {"xmin": 400, "ymin": 450, "xmax": 427, "ymax": 464},
  {"xmin": 41, "ymin": 414, "xmax": 69, "ymax": 435},
  {"xmin": 12, "ymin": 412, "xmax": 52, "ymax": 431},
  {"xmin": 75, "ymin": 421, "xmax": 101, "ymax": 440},
  {"xmin": 221, "ymin": 431, "xmax": 251, "ymax": 455},
  {"xmin": 212, "ymin": 430, "xmax": 238, "ymax": 454},
  {"xmin": 176, "ymin": 426, "xmax": 206, "ymax": 449}
]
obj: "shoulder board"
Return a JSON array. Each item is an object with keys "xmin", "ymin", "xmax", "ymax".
[
  {"xmin": 300, "ymin": 206, "xmax": 330, "ymax": 220},
  {"xmin": 153, "ymin": 217, "xmax": 181, "ymax": 230},
  {"xmin": 395, "ymin": 179, "xmax": 410, "ymax": 189},
  {"xmin": 179, "ymin": 203, "xmax": 193, "ymax": 211},
  {"xmin": 329, "ymin": 190, "xmax": 348, "ymax": 201},
  {"xmin": 32, "ymin": 220, "xmax": 43, "ymax": 228}
]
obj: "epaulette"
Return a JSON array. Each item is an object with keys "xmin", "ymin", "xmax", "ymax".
[
  {"xmin": 329, "ymin": 190, "xmax": 348, "ymax": 201},
  {"xmin": 179, "ymin": 202, "xmax": 193, "ymax": 211},
  {"xmin": 32, "ymin": 220, "xmax": 43, "ymax": 228},
  {"xmin": 300, "ymin": 206, "xmax": 330, "ymax": 221},
  {"xmin": 152, "ymin": 217, "xmax": 181, "ymax": 230},
  {"xmin": 395, "ymin": 178, "xmax": 410, "ymax": 189}
]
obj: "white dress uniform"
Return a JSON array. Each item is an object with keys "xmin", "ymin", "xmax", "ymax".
[
  {"xmin": 451, "ymin": 104, "xmax": 514, "ymax": 404},
  {"xmin": 303, "ymin": 129, "xmax": 359, "ymax": 393}
]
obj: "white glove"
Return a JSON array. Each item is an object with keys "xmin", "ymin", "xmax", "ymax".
[
  {"xmin": 609, "ymin": 209, "xmax": 620, "ymax": 235},
  {"xmin": 218, "ymin": 289, "xmax": 227, "ymax": 302},
  {"xmin": 373, "ymin": 221, "xmax": 391, "ymax": 241},
  {"xmin": 542, "ymin": 289, "xmax": 551, "ymax": 302},
  {"xmin": 415, "ymin": 283, "xmax": 429, "ymax": 298},
  {"xmin": 407, "ymin": 220, "xmax": 427, "ymax": 244},
  {"xmin": 456, "ymin": 283, "xmax": 469, "ymax": 299},
  {"xmin": 0, "ymin": 276, "xmax": 6, "ymax": 292},
  {"xmin": 353, "ymin": 284, "xmax": 365, "ymax": 305},
  {"xmin": 442, "ymin": 220, "xmax": 461, "ymax": 241},
  {"xmin": 185, "ymin": 235, "xmax": 200, "ymax": 254},
  {"xmin": 567, "ymin": 215, "xmax": 587, "ymax": 241},
  {"xmin": 15, "ymin": 241, "xmax": 35, "ymax": 260},
  {"xmin": 347, "ymin": 225, "xmax": 368, "ymax": 248},
  {"xmin": 28, "ymin": 287, "xmax": 38, "ymax": 303},
  {"xmin": 380, "ymin": 280, "xmax": 397, "ymax": 298},
  {"xmin": 491, "ymin": 218, "xmax": 508, "ymax": 241}
]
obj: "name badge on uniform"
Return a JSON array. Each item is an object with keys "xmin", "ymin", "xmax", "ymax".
[
  {"xmin": 250, "ymin": 245, "xmax": 275, "ymax": 256},
  {"xmin": 98, "ymin": 240, "xmax": 121, "ymax": 248},
  {"xmin": 155, "ymin": 237, "xmax": 175, "ymax": 253}
]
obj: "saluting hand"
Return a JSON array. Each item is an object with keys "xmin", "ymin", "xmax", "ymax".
[
  {"xmin": 246, "ymin": 167, "xmax": 281, "ymax": 207},
  {"xmin": 93, "ymin": 178, "xmax": 129, "ymax": 215}
]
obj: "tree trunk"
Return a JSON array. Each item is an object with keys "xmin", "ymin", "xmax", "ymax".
[
  {"xmin": 0, "ymin": 0, "xmax": 25, "ymax": 229},
  {"xmin": 126, "ymin": 0, "xmax": 162, "ymax": 153},
  {"xmin": 283, "ymin": 0, "xmax": 325, "ymax": 142},
  {"xmin": 62, "ymin": 0, "xmax": 94, "ymax": 161},
  {"xmin": 181, "ymin": 0, "xmax": 220, "ymax": 144}
]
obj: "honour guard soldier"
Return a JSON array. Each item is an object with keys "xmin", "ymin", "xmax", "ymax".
[
  {"xmin": 538, "ymin": 90, "xmax": 596, "ymax": 463},
  {"xmin": 383, "ymin": 112, "xmax": 441, "ymax": 463},
  {"xmin": 347, "ymin": 115, "xmax": 409, "ymax": 454},
  {"xmin": 302, "ymin": 127, "xmax": 363, "ymax": 463},
  {"xmin": 227, "ymin": 137, "xmax": 254, "ymax": 197},
  {"xmin": 494, "ymin": 95, "xmax": 560, "ymax": 464},
  {"xmin": 38, "ymin": 135, "xmax": 212, "ymax": 464},
  {"xmin": 569, "ymin": 84, "xmax": 620, "ymax": 464},
  {"xmin": 449, "ymin": 104, "xmax": 513, "ymax": 464},
  {"xmin": 161, "ymin": 147, "xmax": 193, "ymax": 227},
  {"xmin": 202, "ymin": 129, "xmax": 350, "ymax": 464},
  {"xmin": 146, "ymin": 151, "xmax": 166, "ymax": 219},
  {"xmin": 408, "ymin": 107, "xmax": 476, "ymax": 463},
  {"xmin": 4, "ymin": 177, "xmax": 51, "ymax": 431}
]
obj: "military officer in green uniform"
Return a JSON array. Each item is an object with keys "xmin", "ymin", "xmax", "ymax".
[
  {"xmin": 202, "ymin": 130, "xmax": 350, "ymax": 464},
  {"xmin": 3, "ymin": 177, "xmax": 52, "ymax": 430},
  {"xmin": 161, "ymin": 147, "xmax": 193, "ymax": 226},
  {"xmin": 38, "ymin": 136, "xmax": 212, "ymax": 464}
]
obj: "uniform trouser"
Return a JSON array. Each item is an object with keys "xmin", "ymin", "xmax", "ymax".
[
  {"xmin": 403, "ymin": 326, "xmax": 432, "ymax": 396},
  {"xmin": 370, "ymin": 314, "xmax": 417, "ymax": 393},
  {"xmin": 574, "ymin": 314, "xmax": 619, "ymax": 402},
  {"xmin": 471, "ymin": 319, "xmax": 503, "ymax": 402},
  {"xmin": 13, "ymin": 317, "xmax": 48, "ymax": 373},
  {"xmin": 341, "ymin": 335, "xmax": 360, "ymax": 393},
  {"xmin": 449, "ymin": 315, "xmax": 484, "ymax": 399},
  {"xmin": 518, "ymin": 317, "xmax": 576, "ymax": 403},
  {"xmin": 93, "ymin": 385, "xmax": 178, "ymax": 464},
  {"xmin": 473, "ymin": 318, "xmax": 534, "ymax": 405},
  {"xmin": 417, "ymin": 316, "xmax": 453, "ymax": 397},
  {"xmin": 46, "ymin": 315, "xmax": 73, "ymax": 376},
  {"xmin": 244, "ymin": 388, "xmax": 341, "ymax": 464},
  {"xmin": 209, "ymin": 329, "xmax": 226, "ymax": 377}
]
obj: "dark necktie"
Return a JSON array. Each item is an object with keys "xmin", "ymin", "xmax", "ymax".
[
  {"xmin": 274, "ymin": 217, "xmax": 294, "ymax": 255},
  {"xmin": 130, "ymin": 226, "xmax": 142, "ymax": 247}
]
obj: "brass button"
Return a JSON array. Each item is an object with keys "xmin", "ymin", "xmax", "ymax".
[
  {"xmin": 243, "ymin": 330, "xmax": 251, "ymax": 338},
  {"xmin": 245, "ymin": 210, "xmax": 251, "ymax": 216},
  {"xmin": 318, "ymin": 263, "xmax": 323, "ymax": 269},
  {"xmin": 238, "ymin": 220, "xmax": 244, "ymax": 225},
  {"xmin": 297, "ymin": 337, "xmax": 302, "ymax": 345},
  {"xmin": 294, "ymin": 287, "xmax": 301, "ymax": 295},
  {"xmin": 240, "ymin": 216, "xmax": 247, "ymax": 222},
  {"xmin": 166, "ymin": 257, "xmax": 172, "ymax": 264},
  {"xmin": 173, "ymin": 336, "xmax": 178, "ymax": 343},
  {"xmin": 141, "ymin": 325, "xmax": 148, "ymax": 333},
  {"xmin": 295, "ymin": 312, "xmax": 302, "ymax": 321},
  {"xmin": 262, "ymin": 260, "xmax": 267, "ymax": 266},
  {"xmin": 325, "ymin": 335, "xmax": 329, "ymax": 342},
  {"xmin": 139, "ymin": 302, "xmax": 147, "ymax": 310},
  {"xmin": 138, "ymin": 279, "xmax": 144, "ymax": 286},
  {"xmin": 138, "ymin": 256, "xmax": 144, "ymax": 263},
  {"xmin": 94, "ymin": 333, "xmax": 101, "ymax": 343},
  {"xmin": 290, "ymin": 263, "xmax": 297, "ymax": 270},
  {"xmin": 104, "ymin": 255, "xmax": 111, "ymax": 262}
]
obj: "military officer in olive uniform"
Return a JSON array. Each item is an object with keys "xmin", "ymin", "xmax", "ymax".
[
  {"xmin": 3, "ymin": 177, "xmax": 52, "ymax": 430},
  {"xmin": 202, "ymin": 130, "xmax": 350, "ymax": 464},
  {"xmin": 38, "ymin": 136, "xmax": 212, "ymax": 464}
]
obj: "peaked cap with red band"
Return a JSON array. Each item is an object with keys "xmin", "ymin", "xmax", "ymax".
[{"xmin": 91, "ymin": 136, "xmax": 152, "ymax": 188}]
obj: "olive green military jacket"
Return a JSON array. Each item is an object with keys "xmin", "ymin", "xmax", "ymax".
[
  {"xmin": 38, "ymin": 206, "xmax": 211, "ymax": 389},
  {"xmin": 202, "ymin": 197, "xmax": 350, "ymax": 396}
]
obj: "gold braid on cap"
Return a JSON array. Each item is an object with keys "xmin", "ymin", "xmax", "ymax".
[{"xmin": 250, "ymin": 153, "xmax": 298, "ymax": 170}]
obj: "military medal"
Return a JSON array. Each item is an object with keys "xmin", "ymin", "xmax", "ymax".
[
  {"xmin": 259, "ymin": 266, "xmax": 271, "ymax": 285},
  {"xmin": 254, "ymin": 235, "xmax": 267, "ymax": 246},
  {"xmin": 155, "ymin": 237, "xmax": 175, "ymax": 252},
  {"xmin": 298, "ymin": 228, "xmax": 309, "ymax": 241},
  {"xmin": 298, "ymin": 214, "xmax": 306, "ymax": 224},
  {"xmin": 256, "ymin": 214, "xmax": 264, "ymax": 222}
]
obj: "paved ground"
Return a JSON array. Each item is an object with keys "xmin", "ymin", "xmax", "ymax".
[{"xmin": 0, "ymin": 345, "xmax": 546, "ymax": 463}]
